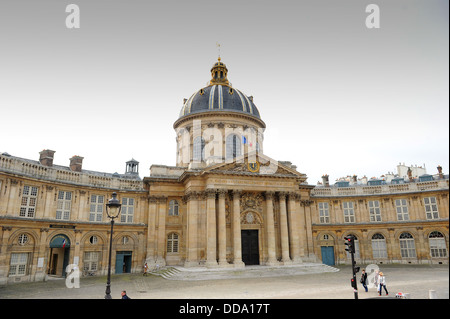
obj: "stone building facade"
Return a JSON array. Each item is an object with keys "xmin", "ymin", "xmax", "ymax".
[{"xmin": 0, "ymin": 59, "xmax": 448, "ymax": 284}]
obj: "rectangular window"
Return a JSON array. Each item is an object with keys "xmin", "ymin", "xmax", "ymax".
[
  {"xmin": 318, "ymin": 202, "xmax": 330, "ymax": 224},
  {"xmin": 395, "ymin": 199, "xmax": 409, "ymax": 221},
  {"xmin": 372, "ymin": 239, "xmax": 388, "ymax": 259},
  {"xmin": 20, "ymin": 186, "xmax": 38, "ymax": 218},
  {"xmin": 9, "ymin": 253, "xmax": 29, "ymax": 276},
  {"xmin": 83, "ymin": 251, "xmax": 100, "ymax": 272},
  {"xmin": 400, "ymin": 239, "xmax": 416, "ymax": 258},
  {"xmin": 423, "ymin": 197, "xmax": 439, "ymax": 220},
  {"xmin": 368, "ymin": 200, "xmax": 382, "ymax": 222},
  {"xmin": 343, "ymin": 201, "xmax": 355, "ymax": 223},
  {"xmin": 430, "ymin": 238, "xmax": 447, "ymax": 258},
  {"xmin": 89, "ymin": 195, "xmax": 104, "ymax": 222},
  {"xmin": 120, "ymin": 197, "xmax": 134, "ymax": 223},
  {"xmin": 56, "ymin": 191, "xmax": 72, "ymax": 220}
]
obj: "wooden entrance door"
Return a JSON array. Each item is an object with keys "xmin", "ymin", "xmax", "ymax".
[
  {"xmin": 321, "ymin": 246, "xmax": 335, "ymax": 266},
  {"xmin": 241, "ymin": 230, "xmax": 259, "ymax": 265}
]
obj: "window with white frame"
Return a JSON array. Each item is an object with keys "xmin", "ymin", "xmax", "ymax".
[
  {"xmin": 343, "ymin": 201, "xmax": 355, "ymax": 223},
  {"xmin": 120, "ymin": 197, "xmax": 134, "ymax": 223},
  {"xmin": 18, "ymin": 234, "xmax": 29, "ymax": 246},
  {"xmin": 423, "ymin": 197, "xmax": 439, "ymax": 220},
  {"xmin": 83, "ymin": 251, "xmax": 100, "ymax": 272},
  {"xmin": 429, "ymin": 231, "xmax": 447, "ymax": 258},
  {"xmin": 56, "ymin": 191, "xmax": 72, "ymax": 220},
  {"xmin": 371, "ymin": 233, "xmax": 387, "ymax": 258},
  {"xmin": 399, "ymin": 232, "xmax": 416, "ymax": 258},
  {"xmin": 9, "ymin": 253, "xmax": 29, "ymax": 276},
  {"xmin": 167, "ymin": 233, "xmax": 179, "ymax": 253},
  {"xmin": 368, "ymin": 200, "xmax": 382, "ymax": 222},
  {"xmin": 20, "ymin": 186, "xmax": 38, "ymax": 218},
  {"xmin": 169, "ymin": 200, "xmax": 179, "ymax": 216},
  {"xmin": 318, "ymin": 202, "xmax": 330, "ymax": 224},
  {"xmin": 226, "ymin": 134, "xmax": 242, "ymax": 160},
  {"xmin": 89, "ymin": 195, "xmax": 104, "ymax": 222},
  {"xmin": 395, "ymin": 199, "xmax": 409, "ymax": 221},
  {"xmin": 193, "ymin": 136, "xmax": 205, "ymax": 162}
]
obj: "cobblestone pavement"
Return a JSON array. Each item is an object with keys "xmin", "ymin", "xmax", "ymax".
[{"xmin": 0, "ymin": 264, "xmax": 448, "ymax": 300}]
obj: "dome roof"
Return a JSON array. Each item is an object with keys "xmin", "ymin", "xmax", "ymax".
[
  {"xmin": 179, "ymin": 85, "xmax": 261, "ymax": 119},
  {"xmin": 178, "ymin": 58, "xmax": 261, "ymax": 120}
]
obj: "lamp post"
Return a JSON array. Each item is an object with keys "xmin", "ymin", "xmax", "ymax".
[{"xmin": 105, "ymin": 192, "xmax": 121, "ymax": 299}]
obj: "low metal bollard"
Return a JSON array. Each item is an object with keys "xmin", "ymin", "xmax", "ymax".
[{"xmin": 429, "ymin": 290, "xmax": 438, "ymax": 299}]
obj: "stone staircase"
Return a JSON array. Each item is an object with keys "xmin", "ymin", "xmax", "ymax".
[{"xmin": 150, "ymin": 267, "xmax": 182, "ymax": 279}]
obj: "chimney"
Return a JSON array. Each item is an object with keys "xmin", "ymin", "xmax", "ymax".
[
  {"xmin": 322, "ymin": 174, "xmax": 330, "ymax": 187},
  {"xmin": 407, "ymin": 167, "xmax": 413, "ymax": 182},
  {"xmin": 352, "ymin": 175, "xmax": 358, "ymax": 184},
  {"xmin": 69, "ymin": 155, "xmax": 84, "ymax": 172},
  {"xmin": 437, "ymin": 165, "xmax": 444, "ymax": 179},
  {"xmin": 39, "ymin": 149, "xmax": 56, "ymax": 167}
]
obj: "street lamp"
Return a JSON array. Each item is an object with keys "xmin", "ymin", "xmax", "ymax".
[{"xmin": 105, "ymin": 192, "xmax": 121, "ymax": 299}]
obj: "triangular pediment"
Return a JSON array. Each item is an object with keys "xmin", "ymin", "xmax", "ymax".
[{"xmin": 202, "ymin": 151, "xmax": 307, "ymax": 181}]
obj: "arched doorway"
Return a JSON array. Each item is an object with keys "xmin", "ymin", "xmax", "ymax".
[{"xmin": 48, "ymin": 234, "xmax": 70, "ymax": 277}]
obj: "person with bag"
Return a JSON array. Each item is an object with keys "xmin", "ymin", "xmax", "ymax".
[
  {"xmin": 378, "ymin": 272, "xmax": 389, "ymax": 296},
  {"xmin": 360, "ymin": 269, "xmax": 368, "ymax": 292}
]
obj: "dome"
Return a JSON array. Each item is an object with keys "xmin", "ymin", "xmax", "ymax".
[{"xmin": 178, "ymin": 58, "xmax": 262, "ymax": 120}]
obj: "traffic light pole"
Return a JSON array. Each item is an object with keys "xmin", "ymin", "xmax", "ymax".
[{"xmin": 350, "ymin": 251, "xmax": 358, "ymax": 300}]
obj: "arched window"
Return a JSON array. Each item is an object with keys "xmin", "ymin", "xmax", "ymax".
[
  {"xmin": 167, "ymin": 233, "xmax": 179, "ymax": 253},
  {"xmin": 399, "ymin": 232, "xmax": 416, "ymax": 258},
  {"xmin": 169, "ymin": 200, "xmax": 179, "ymax": 216},
  {"xmin": 193, "ymin": 137, "xmax": 205, "ymax": 162},
  {"xmin": 226, "ymin": 134, "xmax": 241, "ymax": 160},
  {"xmin": 371, "ymin": 233, "xmax": 387, "ymax": 258},
  {"xmin": 429, "ymin": 231, "xmax": 447, "ymax": 258}
]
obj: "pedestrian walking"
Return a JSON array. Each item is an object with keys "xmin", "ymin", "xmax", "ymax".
[
  {"xmin": 143, "ymin": 262, "xmax": 149, "ymax": 276},
  {"xmin": 360, "ymin": 269, "xmax": 368, "ymax": 292},
  {"xmin": 378, "ymin": 272, "xmax": 388, "ymax": 296},
  {"xmin": 374, "ymin": 269, "xmax": 380, "ymax": 293},
  {"xmin": 121, "ymin": 290, "xmax": 131, "ymax": 299}
]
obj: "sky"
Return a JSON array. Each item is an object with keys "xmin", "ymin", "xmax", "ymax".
[{"xmin": 0, "ymin": 0, "xmax": 448, "ymax": 185}]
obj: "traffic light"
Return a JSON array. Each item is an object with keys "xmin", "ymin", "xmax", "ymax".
[
  {"xmin": 353, "ymin": 261, "xmax": 360, "ymax": 273},
  {"xmin": 351, "ymin": 277, "xmax": 357, "ymax": 289},
  {"xmin": 344, "ymin": 235, "xmax": 355, "ymax": 254}
]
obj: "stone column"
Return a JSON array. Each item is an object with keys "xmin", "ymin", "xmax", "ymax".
[
  {"xmin": 184, "ymin": 192, "xmax": 199, "ymax": 267},
  {"xmin": 288, "ymin": 193, "xmax": 302, "ymax": 263},
  {"xmin": 156, "ymin": 196, "xmax": 167, "ymax": 267},
  {"xmin": 278, "ymin": 192, "xmax": 291, "ymax": 263},
  {"xmin": 145, "ymin": 197, "xmax": 158, "ymax": 265},
  {"xmin": 232, "ymin": 189, "xmax": 244, "ymax": 268},
  {"xmin": 205, "ymin": 189, "xmax": 218, "ymax": 267},
  {"xmin": 264, "ymin": 191, "xmax": 278, "ymax": 265},
  {"xmin": 302, "ymin": 200, "xmax": 315, "ymax": 260},
  {"xmin": 34, "ymin": 227, "xmax": 49, "ymax": 281},
  {"xmin": 0, "ymin": 226, "xmax": 12, "ymax": 285},
  {"xmin": 43, "ymin": 186, "xmax": 54, "ymax": 219},
  {"xmin": 217, "ymin": 189, "xmax": 228, "ymax": 266},
  {"xmin": 296, "ymin": 198, "xmax": 307, "ymax": 257}
]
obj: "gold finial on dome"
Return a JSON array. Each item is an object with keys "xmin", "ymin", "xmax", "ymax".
[{"xmin": 210, "ymin": 57, "xmax": 230, "ymax": 86}]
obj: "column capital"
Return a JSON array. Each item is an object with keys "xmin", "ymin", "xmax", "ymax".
[
  {"xmin": 278, "ymin": 191, "xmax": 288, "ymax": 200},
  {"xmin": 184, "ymin": 191, "xmax": 201, "ymax": 201},
  {"xmin": 288, "ymin": 192, "xmax": 301, "ymax": 201},
  {"xmin": 265, "ymin": 191, "xmax": 275, "ymax": 200},
  {"xmin": 232, "ymin": 189, "xmax": 242, "ymax": 200},
  {"xmin": 205, "ymin": 188, "xmax": 217, "ymax": 199},
  {"xmin": 218, "ymin": 189, "xmax": 228, "ymax": 199}
]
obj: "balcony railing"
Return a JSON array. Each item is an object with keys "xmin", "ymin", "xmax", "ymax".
[{"xmin": 0, "ymin": 154, "xmax": 144, "ymax": 191}]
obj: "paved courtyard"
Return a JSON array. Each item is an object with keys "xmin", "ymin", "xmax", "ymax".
[{"xmin": 0, "ymin": 263, "xmax": 448, "ymax": 300}]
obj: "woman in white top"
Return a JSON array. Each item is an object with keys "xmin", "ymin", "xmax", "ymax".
[{"xmin": 378, "ymin": 272, "xmax": 389, "ymax": 296}]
